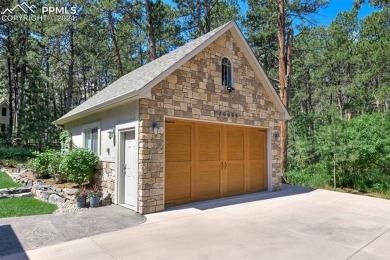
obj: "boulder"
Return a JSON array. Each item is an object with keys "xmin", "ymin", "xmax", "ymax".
[
  {"xmin": 63, "ymin": 188, "xmax": 78, "ymax": 196},
  {"xmin": 49, "ymin": 194, "xmax": 66, "ymax": 204},
  {"xmin": 36, "ymin": 184, "xmax": 50, "ymax": 190},
  {"xmin": 41, "ymin": 191, "xmax": 50, "ymax": 200}
]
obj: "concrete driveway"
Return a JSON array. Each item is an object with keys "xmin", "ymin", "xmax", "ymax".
[{"xmin": 23, "ymin": 185, "xmax": 390, "ymax": 259}]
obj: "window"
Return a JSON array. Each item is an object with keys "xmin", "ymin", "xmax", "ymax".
[
  {"xmin": 84, "ymin": 128, "xmax": 99, "ymax": 154},
  {"xmin": 221, "ymin": 57, "xmax": 234, "ymax": 92},
  {"xmin": 2, "ymin": 108, "xmax": 6, "ymax": 116},
  {"xmin": 0, "ymin": 124, "xmax": 5, "ymax": 132}
]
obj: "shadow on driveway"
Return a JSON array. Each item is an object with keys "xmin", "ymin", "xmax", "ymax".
[
  {"xmin": 167, "ymin": 184, "xmax": 315, "ymax": 211},
  {"xmin": 0, "ymin": 205, "xmax": 146, "ymax": 258},
  {"xmin": 0, "ymin": 224, "xmax": 28, "ymax": 259}
]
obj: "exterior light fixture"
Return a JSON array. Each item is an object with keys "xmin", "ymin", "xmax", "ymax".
[
  {"xmin": 152, "ymin": 122, "xmax": 160, "ymax": 135},
  {"xmin": 108, "ymin": 127, "xmax": 115, "ymax": 140},
  {"xmin": 227, "ymin": 86, "xmax": 235, "ymax": 93},
  {"xmin": 274, "ymin": 130, "xmax": 281, "ymax": 142}
]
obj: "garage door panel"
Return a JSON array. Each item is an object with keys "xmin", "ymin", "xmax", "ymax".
[
  {"xmin": 166, "ymin": 124, "xmax": 191, "ymax": 162},
  {"xmin": 226, "ymin": 129, "xmax": 244, "ymax": 160},
  {"xmin": 199, "ymin": 125, "xmax": 221, "ymax": 161},
  {"xmin": 198, "ymin": 163, "xmax": 220, "ymax": 197},
  {"xmin": 249, "ymin": 161, "xmax": 266, "ymax": 191},
  {"xmin": 226, "ymin": 161, "xmax": 245, "ymax": 194},
  {"xmin": 165, "ymin": 162, "xmax": 192, "ymax": 203},
  {"xmin": 249, "ymin": 130, "xmax": 266, "ymax": 160}
]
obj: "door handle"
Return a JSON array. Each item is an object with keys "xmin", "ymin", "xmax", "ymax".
[
  {"xmin": 220, "ymin": 162, "xmax": 223, "ymax": 170},
  {"xmin": 225, "ymin": 162, "xmax": 227, "ymax": 169}
]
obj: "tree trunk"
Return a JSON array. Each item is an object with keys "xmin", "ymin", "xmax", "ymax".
[
  {"xmin": 337, "ymin": 89, "xmax": 343, "ymax": 119},
  {"xmin": 138, "ymin": 27, "xmax": 144, "ymax": 66},
  {"xmin": 66, "ymin": 27, "xmax": 74, "ymax": 112},
  {"xmin": 205, "ymin": 0, "xmax": 211, "ymax": 33},
  {"xmin": 6, "ymin": 26, "xmax": 13, "ymax": 139},
  {"xmin": 145, "ymin": 0, "xmax": 157, "ymax": 60},
  {"xmin": 277, "ymin": 0, "xmax": 288, "ymax": 175},
  {"xmin": 17, "ymin": 33, "xmax": 27, "ymax": 138},
  {"xmin": 196, "ymin": 0, "xmax": 202, "ymax": 37},
  {"xmin": 108, "ymin": 11, "xmax": 124, "ymax": 76}
]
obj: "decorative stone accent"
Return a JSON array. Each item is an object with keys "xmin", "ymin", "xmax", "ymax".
[
  {"xmin": 93, "ymin": 161, "xmax": 115, "ymax": 205},
  {"xmin": 136, "ymin": 31, "xmax": 283, "ymax": 214}
]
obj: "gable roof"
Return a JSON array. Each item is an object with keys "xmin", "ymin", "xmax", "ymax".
[
  {"xmin": 55, "ymin": 21, "xmax": 291, "ymax": 125},
  {"xmin": 0, "ymin": 99, "xmax": 9, "ymax": 106}
]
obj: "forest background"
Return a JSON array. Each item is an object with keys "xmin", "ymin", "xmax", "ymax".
[{"xmin": 0, "ymin": 0, "xmax": 389, "ymax": 194}]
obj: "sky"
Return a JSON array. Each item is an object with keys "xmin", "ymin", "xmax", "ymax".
[
  {"xmin": 301, "ymin": 0, "xmax": 381, "ymax": 26},
  {"xmin": 164, "ymin": 0, "xmax": 381, "ymax": 27}
]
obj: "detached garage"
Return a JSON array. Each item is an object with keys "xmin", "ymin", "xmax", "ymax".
[
  {"xmin": 165, "ymin": 119, "xmax": 267, "ymax": 206},
  {"xmin": 55, "ymin": 21, "xmax": 290, "ymax": 214}
]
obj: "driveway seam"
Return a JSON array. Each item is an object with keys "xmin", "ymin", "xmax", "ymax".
[
  {"xmin": 90, "ymin": 237, "xmax": 117, "ymax": 259},
  {"xmin": 346, "ymin": 227, "xmax": 390, "ymax": 259}
]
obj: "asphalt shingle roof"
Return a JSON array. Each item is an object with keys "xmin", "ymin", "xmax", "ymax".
[{"xmin": 56, "ymin": 22, "xmax": 232, "ymax": 124}]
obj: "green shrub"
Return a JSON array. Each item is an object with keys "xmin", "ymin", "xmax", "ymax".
[
  {"xmin": 2, "ymin": 159, "xmax": 18, "ymax": 168},
  {"xmin": 29, "ymin": 150, "xmax": 59, "ymax": 179},
  {"xmin": 288, "ymin": 112, "xmax": 390, "ymax": 193},
  {"xmin": 60, "ymin": 149, "xmax": 99, "ymax": 185},
  {"xmin": 286, "ymin": 168, "xmax": 332, "ymax": 189},
  {"xmin": 0, "ymin": 147, "xmax": 34, "ymax": 162},
  {"xmin": 59, "ymin": 130, "xmax": 72, "ymax": 153}
]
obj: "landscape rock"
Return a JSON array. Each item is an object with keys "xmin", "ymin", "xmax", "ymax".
[
  {"xmin": 36, "ymin": 184, "xmax": 50, "ymax": 190},
  {"xmin": 4, "ymin": 192, "xmax": 33, "ymax": 198},
  {"xmin": 63, "ymin": 188, "xmax": 78, "ymax": 196},
  {"xmin": 48, "ymin": 194, "xmax": 67, "ymax": 204},
  {"xmin": 41, "ymin": 192, "xmax": 51, "ymax": 200}
]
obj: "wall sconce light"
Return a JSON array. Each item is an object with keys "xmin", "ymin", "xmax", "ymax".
[
  {"xmin": 274, "ymin": 130, "xmax": 281, "ymax": 142},
  {"xmin": 108, "ymin": 127, "xmax": 115, "ymax": 140},
  {"xmin": 227, "ymin": 86, "xmax": 235, "ymax": 93},
  {"xmin": 152, "ymin": 122, "xmax": 160, "ymax": 135}
]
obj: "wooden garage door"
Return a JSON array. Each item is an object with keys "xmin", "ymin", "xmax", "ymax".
[{"xmin": 165, "ymin": 120, "xmax": 267, "ymax": 206}]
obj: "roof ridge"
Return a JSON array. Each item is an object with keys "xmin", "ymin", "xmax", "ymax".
[{"xmin": 55, "ymin": 21, "xmax": 235, "ymax": 123}]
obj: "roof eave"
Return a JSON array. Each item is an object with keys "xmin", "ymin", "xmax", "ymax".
[{"xmin": 53, "ymin": 91, "xmax": 140, "ymax": 125}]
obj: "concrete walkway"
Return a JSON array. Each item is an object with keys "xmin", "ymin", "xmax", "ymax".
[
  {"xmin": 5, "ymin": 185, "xmax": 390, "ymax": 259},
  {"xmin": 0, "ymin": 205, "xmax": 145, "ymax": 259}
]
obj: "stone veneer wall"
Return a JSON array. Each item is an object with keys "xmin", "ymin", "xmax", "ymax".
[
  {"xmin": 137, "ymin": 31, "xmax": 282, "ymax": 214},
  {"xmin": 94, "ymin": 161, "xmax": 116, "ymax": 203}
]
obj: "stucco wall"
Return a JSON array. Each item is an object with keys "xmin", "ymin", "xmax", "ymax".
[
  {"xmin": 64, "ymin": 101, "xmax": 138, "ymax": 201},
  {"xmin": 138, "ymin": 31, "xmax": 283, "ymax": 214},
  {"xmin": 65, "ymin": 101, "xmax": 138, "ymax": 162}
]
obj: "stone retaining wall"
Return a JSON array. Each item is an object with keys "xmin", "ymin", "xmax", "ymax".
[
  {"xmin": 4, "ymin": 169, "xmax": 112, "ymax": 206},
  {"xmin": 0, "ymin": 187, "xmax": 32, "ymax": 198}
]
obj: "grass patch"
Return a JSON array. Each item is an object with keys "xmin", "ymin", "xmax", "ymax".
[
  {"xmin": 0, "ymin": 171, "xmax": 22, "ymax": 189},
  {"xmin": 0, "ymin": 197, "xmax": 57, "ymax": 218}
]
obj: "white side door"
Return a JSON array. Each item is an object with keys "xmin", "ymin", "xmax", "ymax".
[{"xmin": 124, "ymin": 131, "xmax": 138, "ymax": 209}]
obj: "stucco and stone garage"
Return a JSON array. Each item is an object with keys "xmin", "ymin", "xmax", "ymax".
[{"xmin": 55, "ymin": 21, "xmax": 291, "ymax": 214}]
